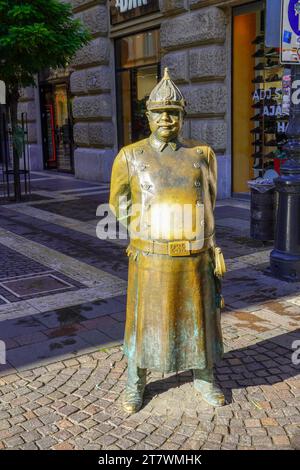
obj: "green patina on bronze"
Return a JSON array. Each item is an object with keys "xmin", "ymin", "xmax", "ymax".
[{"xmin": 109, "ymin": 68, "xmax": 226, "ymax": 413}]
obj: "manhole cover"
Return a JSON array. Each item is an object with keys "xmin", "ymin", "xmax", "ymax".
[{"xmin": 1, "ymin": 274, "xmax": 73, "ymax": 297}]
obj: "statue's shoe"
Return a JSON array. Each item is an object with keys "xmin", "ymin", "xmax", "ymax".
[
  {"xmin": 122, "ymin": 388, "xmax": 144, "ymax": 414},
  {"xmin": 194, "ymin": 379, "xmax": 225, "ymax": 407}
]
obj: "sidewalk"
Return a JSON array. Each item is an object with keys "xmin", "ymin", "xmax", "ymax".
[{"xmin": 0, "ymin": 171, "xmax": 299, "ymax": 450}]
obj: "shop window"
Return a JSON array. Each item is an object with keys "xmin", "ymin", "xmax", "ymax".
[
  {"xmin": 115, "ymin": 29, "xmax": 160, "ymax": 147},
  {"xmin": 233, "ymin": 3, "xmax": 289, "ymax": 194}
]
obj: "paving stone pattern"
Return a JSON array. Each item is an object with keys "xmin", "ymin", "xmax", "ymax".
[
  {"xmin": 31, "ymin": 193, "xmax": 109, "ymax": 222},
  {"xmin": 0, "ymin": 172, "xmax": 299, "ymax": 450},
  {"xmin": 0, "ymin": 245, "xmax": 49, "ymax": 281}
]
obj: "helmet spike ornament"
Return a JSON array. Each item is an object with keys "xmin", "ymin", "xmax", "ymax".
[{"xmin": 146, "ymin": 67, "xmax": 186, "ymax": 112}]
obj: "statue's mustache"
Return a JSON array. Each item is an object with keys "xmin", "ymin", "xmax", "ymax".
[{"xmin": 157, "ymin": 123, "xmax": 174, "ymax": 128}]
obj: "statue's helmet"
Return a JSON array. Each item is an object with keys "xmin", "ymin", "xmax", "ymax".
[{"xmin": 146, "ymin": 67, "xmax": 186, "ymax": 112}]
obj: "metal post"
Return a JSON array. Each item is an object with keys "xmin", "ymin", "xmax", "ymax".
[
  {"xmin": 3, "ymin": 112, "xmax": 10, "ymax": 199},
  {"xmin": 21, "ymin": 112, "xmax": 27, "ymax": 195},
  {"xmin": 270, "ymin": 64, "xmax": 300, "ymax": 281},
  {"xmin": 25, "ymin": 113, "xmax": 31, "ymax": 195}
]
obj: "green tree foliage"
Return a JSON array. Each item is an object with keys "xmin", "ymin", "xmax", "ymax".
[
  {"xmin": 0, "ymin": 0, "xmax": 91, "ymax": 199},
  {"xmin": 0, "ymin": 0, "xmax": 90, "ymax": 88}
]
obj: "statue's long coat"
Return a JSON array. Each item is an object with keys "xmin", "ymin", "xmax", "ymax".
[{"xmin": 109, "ymin": 136, "xmax": 223, "ymax": 373}]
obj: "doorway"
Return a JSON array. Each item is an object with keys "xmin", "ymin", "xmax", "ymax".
[
  {"xmin": 232, "ymin": 3, "xmax": 262, "ymax": 194},
  {"xmin": 40, "ymin": 82, "xmax": 74, "ymax": 172}
]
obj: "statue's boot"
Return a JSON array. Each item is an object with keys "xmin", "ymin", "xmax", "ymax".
[
  {"xmin": 123, "ymin": 363, "xmax": 147, "ymax": 414},
  {"xmin": 193, "ymin": 369, "xmax": 225, "ymax": 407}
]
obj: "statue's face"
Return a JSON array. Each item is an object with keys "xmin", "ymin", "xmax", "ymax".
[{"xmin": 146, "ymin": 109, "xmax": 184, "ymax": 142}]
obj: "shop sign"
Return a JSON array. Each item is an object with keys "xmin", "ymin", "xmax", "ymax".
[
  {"xmin": 0, "ymin": 80, "xmax": 5, "ymax": 104},
  {"xmin": 252, "ymin": 86, "xmax": 289, "ymax": 132},
  {"xmin": 110, "ymin": 0, "xmax": 160, "ymax": 25},
  {"xmin": 252, "ymin": 88, "xmax": 282, "ymax": 101},
  {"xmin": 281, "ymin": 0, "xmax": 300, "ymax": 63}
]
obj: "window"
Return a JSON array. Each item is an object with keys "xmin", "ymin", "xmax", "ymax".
[{"xmin": 115, "ymin": 29, "xmax": 160, "ymax": 147}]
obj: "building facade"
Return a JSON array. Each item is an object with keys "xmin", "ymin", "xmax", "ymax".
[{"xmin": 20, "ymin": 0, "xmax": 286, "ymax": 199}]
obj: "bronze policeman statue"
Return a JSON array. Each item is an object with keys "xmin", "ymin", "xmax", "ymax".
[{"xmin": 109, "ymin": 68, "xmax": 226, "ymax": 414}]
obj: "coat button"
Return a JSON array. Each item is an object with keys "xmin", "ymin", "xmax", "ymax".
[
  {"xmin": 142, "ymin": 183, "xmax": 151, "ymax": 190},
  {"xmin": 194, "ymin": 162, "xmax": 201, "ymax": 168},
  {"xmin": 194, "ymin": 181, "xmax": 201, "ymax": 188},
  {"xmin": 197, "ymin": 148, "xmax": 204, "ymax": 155},
  {"xmin": 140, "ymin": 164, "xmax": 147, "ymax": 171},
  {"xmin": 196, "ymin": 200, "xmax": 202, "ymax": 207},
  {"xmin": 136, "ymin": 148, "xmax": 144, "ymax": 154}
]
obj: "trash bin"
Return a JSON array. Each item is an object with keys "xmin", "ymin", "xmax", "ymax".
[{"xmin": 248, "ymin": 178, "xmax": 276, "ymax": 241}]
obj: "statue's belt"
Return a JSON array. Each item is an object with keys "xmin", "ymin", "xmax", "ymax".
[{"xmin": 129, "ymin": 235, "xmax": 215, "ymax": 257}]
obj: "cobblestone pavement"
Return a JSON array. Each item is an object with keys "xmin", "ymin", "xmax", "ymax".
[{"xmin": 0, "ymin": 171, "xmax": 299, "ymax": 450}]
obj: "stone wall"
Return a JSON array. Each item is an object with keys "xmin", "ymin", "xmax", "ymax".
[
  {"xmin": 70, "ymin": 0, "xmax": 115, "ymax": 182},
  {"xmin": 19, "ymin": 0, "xmax": 233, "ymax": 195},
  {"xmin": 160, "ymin": 0, "xmax": 231, "ymax": 198},
  {"xmin": 18, "ymin": 0, "xmax": 115, "ymax": 180}
]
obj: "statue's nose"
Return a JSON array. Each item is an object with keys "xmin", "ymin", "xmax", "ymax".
[{"xmin": 160, "ymin": 112, "xmax": 171, "ymax": 122}]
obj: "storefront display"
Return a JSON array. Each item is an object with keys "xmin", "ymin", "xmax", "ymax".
[
  {"xmin": 251, "ymin": 31, "xmax": 289, "ymax": 177},
  {"xmin": 233, "ymin": 3, "xmax": 290, "ymax": 194}
]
